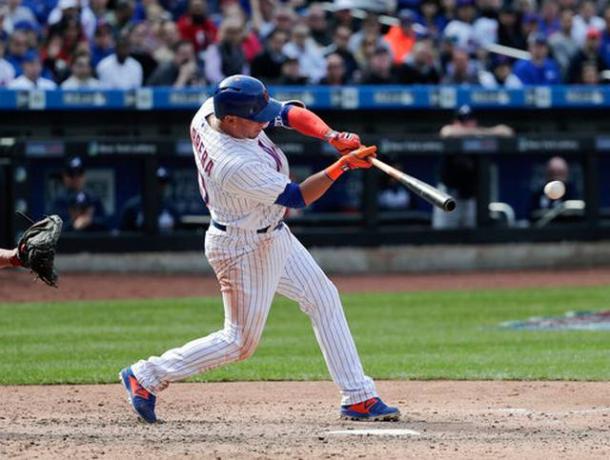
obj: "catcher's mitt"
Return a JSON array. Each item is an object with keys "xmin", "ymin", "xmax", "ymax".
[{"xmin": 17, "ymin": 215, "xmax": 63, "ymax": 287}]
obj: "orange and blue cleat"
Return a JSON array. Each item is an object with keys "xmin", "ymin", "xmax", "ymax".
[
  {"xmin": 119, "ymin": 367, "xmax": 157, "ymax": 423},
  {"xmin": 340, "ymin": 397, "xmax": 400, "ymax": 421}
]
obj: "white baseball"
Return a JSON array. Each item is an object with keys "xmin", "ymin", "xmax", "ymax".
[{"xmin": 544, "ymin": 180, "xmax": 566, "ymax": 200}]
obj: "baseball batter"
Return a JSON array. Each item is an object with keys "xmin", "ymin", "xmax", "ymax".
[{"xmin": 120, "ymin": 75, "xmax": 400, "ymax": 423}]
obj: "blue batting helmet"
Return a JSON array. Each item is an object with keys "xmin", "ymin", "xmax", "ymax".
[{"xmin": 213, "ymin": 75, "xmax": 282, "ymax": 122}]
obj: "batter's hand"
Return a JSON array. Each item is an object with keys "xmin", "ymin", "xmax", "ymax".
[
  {"xmin": 326, "ymin": 131, "xmax": 361, "ymax": 155},
  {"xmin": 342, "ymin": 145, "xmax": 377, "ymax": 169},
  {"xmin": 324, "ymin": 145, "xmax": 376, "ymax": 181}
]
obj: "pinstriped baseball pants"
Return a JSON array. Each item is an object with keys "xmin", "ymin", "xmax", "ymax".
[{"xmin": 132, "ymin": 224, "xmax": 378, "ymax": 405}]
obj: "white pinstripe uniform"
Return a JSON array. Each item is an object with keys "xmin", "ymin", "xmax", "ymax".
[{"xmin": 131, "ymin": 99, "xmax": 377, "ymax": 405}]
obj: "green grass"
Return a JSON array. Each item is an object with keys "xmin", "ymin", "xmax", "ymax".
[{"xmin": 1, "ymin": 285, "xmax": 609, "ymax": 384}]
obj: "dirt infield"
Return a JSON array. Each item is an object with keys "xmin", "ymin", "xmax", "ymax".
[
  {"xmin": 3, "ymin": 267, "xmax": 610, "ymax": 303},
  {"xmin": 2, "ymin": 268, "xmax": 610, "ymax": 458},
  {"xmin": 1, "ymin": 381, "xmax": 608, "ymax": 459}
]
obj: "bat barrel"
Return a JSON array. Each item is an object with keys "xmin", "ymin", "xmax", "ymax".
[
  {"xmin": 443, "ymin": 198, "xmax": 456, "ymax": 212},
  {"xmin": 371, "ymin": 158, "xmax": 456, "ymax": 213}
]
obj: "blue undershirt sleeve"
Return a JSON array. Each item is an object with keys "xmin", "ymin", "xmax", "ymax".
[
  {"xmin": 279, "ymin": 104, "xmax": 292, "ymax": 128},
  {"xmin": 274, "ymin": 182, "xmax": 306, "ymax": 208}
]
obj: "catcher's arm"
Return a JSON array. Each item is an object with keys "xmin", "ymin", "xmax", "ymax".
[
  {"xmin": 278, "ymin": 104, "xmax": 362, "ymax": 155},
  {"xmin": 0, "ymin": 248, "xmax": 20, "ymax": 269}
]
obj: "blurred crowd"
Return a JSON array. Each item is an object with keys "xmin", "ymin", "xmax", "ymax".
[{"xmin": 2, "ymin": 0, "xmax": 610, "ymax": 89}]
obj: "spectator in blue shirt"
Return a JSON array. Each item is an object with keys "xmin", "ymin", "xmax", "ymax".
[
  {"xmin": 513, "ymin": 33, "xmax": 561, "ymax": 85},
  {"xmin": 599, "ymin": 5, "xmax": 610, "ymax": 68}
]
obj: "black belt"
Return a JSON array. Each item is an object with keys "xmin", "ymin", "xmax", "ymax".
[{"xmin": 211, "ymin": 220, "xmax": 283, "ymax": 234}]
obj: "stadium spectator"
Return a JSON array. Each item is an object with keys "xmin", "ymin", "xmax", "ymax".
[
  {"xmin": 397, "ymin": 40, "xmax": 440, "ymax": 84},
  {"xmin": 61, "ymin": 52, "xmax": 101, "ymax": 88},
  {"xmin": 331, "ymin": 0, "xmax": 356, "ymax": 32},
  {"xmin": 277, "ymin": 55, "xmax": 307, "ymax": 85},
  {"xmin": 548, "ymin": 9, "xmax": 579, "ymax": 79},
  {"xmin": 323, "ymin": 26, "xmax": 359, "ymax": 81},
  {"xmin": 354, "ymin": 32, "xmax": 383, "ymax": 74},
  {"xmin": 497, "ymin": 6, "xmax": 526, "ymax": 51},
  {"xmin": 580, "ymin": 60, "xmax": 600, "ymax": 85},
  {"xmin": 416, "ymin": 0, "xmax": 448, "ymax": 42},
  {"xmin": 361, "ymin": 45, "xmax": 398, "ymax": 84},
  {"xmin": 443, "ymin": 0, "xmax": 477, "ymax": 53},
  {"xmin": 143, "ymin": 1, "xmax": 172, "ymax": 24},
  {"xmin": 250, "ymin": 0, "xmax": 279, "ymax": 40},
  {"xmin": 383, "ymin": 9, "xmax": 416, "ymax": 65},
  {"xmin": 434, "ymin": 105, "xmax": 514, "ymax": 229},
  {"xmin": 50, "ymin": 156, "xmax": 107, "ymax": 232},
  {"xmin": 8, "ymin": 50, "xmax": 56, "ymax": 88},
  {"xmin": 599, "ymin": 6, "xmax": 610, "ymax": 69},
  {"xmin": 89, "ymin": 0, "xmax": 114, "ymax": 26},
  {"xmin": 133, "ymin": 0, "xmax": 170, "ymax": 23},
  {"xmin": 5, "ymin": 0, "xmax": 39, "ymax": 30},
  {"xmin": 442, "ymin": 47, "xmax": 481, "ymax": 85},
  {"xmin": 349, "ymin": 12, "xmax": 384, "ymax": 56},
  {"xmin": 268, "ymin": 6, "xmax": 298, "ymax": 38},
  {"xmin": 96, "ymin": 35, "xmax": 143, "ymax": 89},
  {"xmin": 5, "ymin": 29, "xmax": 30, "ymax": 75},
  {"xmin": 119, "ymin": 166, "xmax": 180, "ymax": 233},
  {"xmin": 14, "ymin": 19, "xmax": 40, "ymax": 49},
  {"xmin": 572, "ymin": 0, "xmax": 605, "ymax": 47},
  {"xmin": 0, "ymin": 6, "xmax": 8, "ymax": 41},
  {"xmin": 251, "ymin": 29, "xmax": 288, "ymax": 83},
  {"xmin": 20, "ymin": 0, "xmax": 55, "ymax": 25},
  {"xmin": 319, "ymin": 53, "xmax": 348, "ymax": 85},
  {"xmin": 48, "ymin": 0, "xmax": 96, "ymax": 42},
  {"xmin": 43, "ymin": 15, "xmax": 88, "ymax": 83},
  {"xmin": 91, "ymin": 23, "xmax": 114, "ymax": 68},
  {"xmin": 152, "ymin": 19, "xmax": 180, "ymax": 63},
  {"xmin": 479, "ymin": 55, "xmax": 523, "ymax": 89},
  {"xmin": 568, "ymin": 28, "xmax": 606, "ymax": 83},
  {"xmin": 306, "ymin": 3, "xmax": 331, "ymax": 47},
  {"xmin": 513, "ymin": 33, "xmax": 561, "ymax": 85},
  {"xmin": 177, "ymin": 0, "xmax": 217, "ymax": 53},
  {"xmin": 147, "ymin": 39, "xmax": 203, "ymax": 86},
  {"xmin": 537, "ymin": 0, "xmax": 560, "ymax": 38},
  {"xmin": 160, "ymin": 0, "xmax": 189, "ymax": 20},
  {"xmin": 0, "ymin": 39, "xmax": 16, "ymax": 86},
  {"xmin": 203, "ymin": 17, "xmax": 248, "ymax": 85},
  {"xmin": 521, "ymin": 12, "xmax": 540, "ymax": 44},
  {"xmin": 472, "ymin": 3, "xmax": 498, "ymax": 50},
  {"xmin": 220, "ymin": 2, "xmax": 262, "ymax": 63},
  {"xmin": 529, "ymin": 156, "xmax": 577, "ymax": 222},
  {"xmin": 283, "ymin": 23, "xmax": 326, "ymax": 83},
  {"xmin": 113, "ymin": 0, "xmax": 137, "ymax": 38},
  {"xmin": 128, "ymin": 22, "xmax": 158, "ymax": 82}
]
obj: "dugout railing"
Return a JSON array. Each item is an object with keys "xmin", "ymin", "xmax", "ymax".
[{"xmin": 3, "ymin": 134, "xmax": 610, "ymax": 253}]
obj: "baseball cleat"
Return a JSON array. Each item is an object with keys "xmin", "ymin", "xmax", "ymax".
[
  {"xmin": 340, "ymin": 397, "xmax": 401, "ymax": 421},
  {"xmin": 119, "ymin": 367, "xmax": 157, "ymax": 423}
]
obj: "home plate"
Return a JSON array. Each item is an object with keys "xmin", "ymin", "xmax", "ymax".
[{"xmin": 326, "ymin": 428, "xmax": 420, "ymax": 437}]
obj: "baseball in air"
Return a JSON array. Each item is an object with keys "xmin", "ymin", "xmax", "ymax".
[{"xmin": 544, "ymin": 180, "xmax": 566, "ymax": 200}]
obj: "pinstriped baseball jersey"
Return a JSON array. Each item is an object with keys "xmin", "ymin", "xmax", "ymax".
[
  {"xmin": 130, "ymin": 97, "xmax": 379, "ymax": 407},
  {"xmin": 190, "ymin": 98, "xmax": 289, "ymax": 230}
]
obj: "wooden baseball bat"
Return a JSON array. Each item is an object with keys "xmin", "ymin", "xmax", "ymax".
[{"xmin": 371, "ymin": 158, "xmax": 456, "ymax": 212}]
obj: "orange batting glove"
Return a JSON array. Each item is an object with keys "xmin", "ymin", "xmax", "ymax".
[
  {"xmin": 325, "ymin": 145, "xmax": 377, "ymax": 181},
  {"xmin": 325, "ymin": 130, "xmax": 362, "ymax": 155}
]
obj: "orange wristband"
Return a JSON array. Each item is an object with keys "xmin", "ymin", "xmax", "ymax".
[{"xmin": 324, "ymin": 159, "xmax": 348, "ymax": 181}]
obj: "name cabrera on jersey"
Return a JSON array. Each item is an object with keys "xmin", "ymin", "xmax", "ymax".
[{"xmin": 190, "ymin": 98, "xmax": 291, "ymax": 230}]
